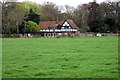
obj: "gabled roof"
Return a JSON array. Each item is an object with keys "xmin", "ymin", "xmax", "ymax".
[
  {"xmin": 66, "ymin": 19, "xmax": 79, "ymax": 29},
  {"xmin": 39, "ymin": 19, "xmax": 79, "ymax": 29}
]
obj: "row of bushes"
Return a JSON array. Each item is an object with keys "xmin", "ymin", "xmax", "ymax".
[{"xmin": 1, "ymin": 34, "xmax": 19, "ymax": 38}]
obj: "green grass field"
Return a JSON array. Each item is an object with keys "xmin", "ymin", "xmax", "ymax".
[{"xmin": 2, "ymin": 36, "xmax": 118, "ymax": 78}]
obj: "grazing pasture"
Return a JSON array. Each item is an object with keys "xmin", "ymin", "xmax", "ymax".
[{"xmin": 2, "ymin": 36, "xmax": 118, "ymax": 78}]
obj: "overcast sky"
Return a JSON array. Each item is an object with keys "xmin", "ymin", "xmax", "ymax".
[{"xmin": 17, "ymin": 0, "xmax": 106, "ymax": 8}]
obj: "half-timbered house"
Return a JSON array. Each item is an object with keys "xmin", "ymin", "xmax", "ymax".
[{"xmin": 39, "ymin": 19, "xmax": 79, "ymax": 37}]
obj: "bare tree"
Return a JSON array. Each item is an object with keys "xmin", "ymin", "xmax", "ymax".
[
  {"xmin": 2, "ymin": 0, "xmax": 17, "ymax": 34},
  {"xmin": 73, "ymin": 4, "xmax": 90, "ymax": 32},
  {"xmin": 7, "ymin": 3, "xmax": 26, "ymax": 34},
  {"xmin": 2, "ymin": 0, "xmax": 26, "ymax": 34},
  {"xmin": 40, "ymin": 2, "xmax": 61, "ymax": 21}
]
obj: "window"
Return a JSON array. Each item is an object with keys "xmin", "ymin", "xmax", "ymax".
[
  {"xmin": 61, "ymin": 27, "xmax": 64, "ymax": 29},
  {"xmin": 62, "ymin": 21, "xmax": 70, "ymax": 26}
]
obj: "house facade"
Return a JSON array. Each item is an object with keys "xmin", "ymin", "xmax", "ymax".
[{"xmin": 39, "ymin": 19, "xmax": 79, "ymax": 37}]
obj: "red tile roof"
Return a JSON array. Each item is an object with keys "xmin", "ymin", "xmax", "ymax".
[
  {"xmin": 39, "ymin": 19, "xmax": 79, "ymax": 29},
  {"xmin": 66, "ymin": 19, "xmax": 79, "ymax": 29}
]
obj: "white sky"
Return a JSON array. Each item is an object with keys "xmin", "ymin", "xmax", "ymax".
[{"xmin": 17, "ymin": 0, "xmax": 106, "ymax": 8}]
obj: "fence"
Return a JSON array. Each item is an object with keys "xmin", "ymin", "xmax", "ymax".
[{"xmin": 1, "ymin": 33, "xmax": 119, "ymax": 38}]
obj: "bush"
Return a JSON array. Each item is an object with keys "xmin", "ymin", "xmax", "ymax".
[
  {"xmin": 25, "ymin": 21, "xmax": 40, "ymax": 33},
  {"xmin": 2, "ymin": 34, "xmax": 12, "ymax": 38},
  {"xmin": 2, "ymin": 34, "xmax": 19, "ymax": 38}
]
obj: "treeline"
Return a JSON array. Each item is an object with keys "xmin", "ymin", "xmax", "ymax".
[
  {"xmin": 1, "ymin": 0, "xmax": 120, "ymax": 34},
  {"xmin": 1, "ymin": 1, "xmax": 40, "ymax": 34}
]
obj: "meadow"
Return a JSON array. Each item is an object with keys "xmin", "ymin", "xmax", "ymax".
[{"xmin": 2, "ymin": 36, "xmax": 118, "ymax": 78}]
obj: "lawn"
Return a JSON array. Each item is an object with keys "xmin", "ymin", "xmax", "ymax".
[{"xmin": 2, "ymin": 36, "xmax": 118, "ymax": 78}]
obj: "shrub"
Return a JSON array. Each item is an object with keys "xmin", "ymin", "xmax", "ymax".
[{"xmin": 25, "ymin": 21, "xmax": 40, "ymax": 33}]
